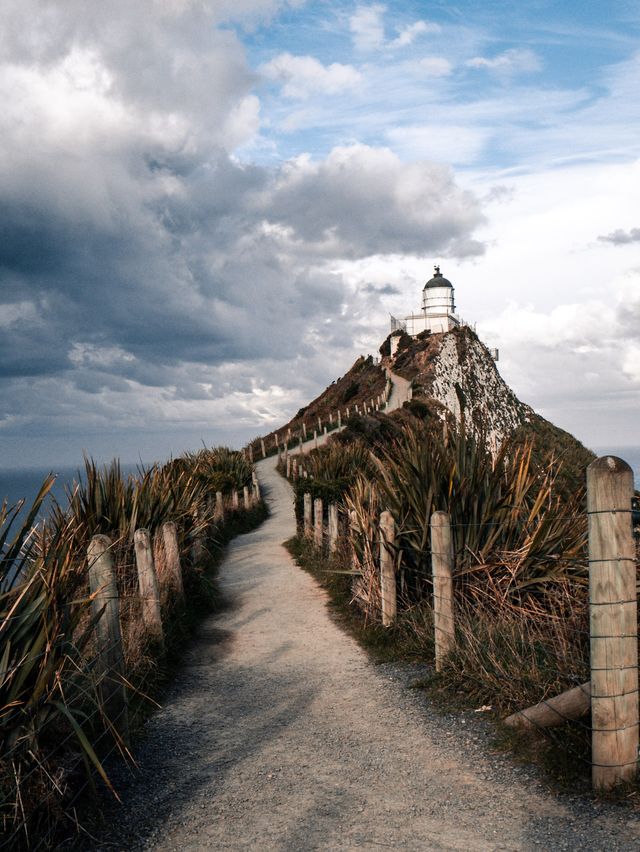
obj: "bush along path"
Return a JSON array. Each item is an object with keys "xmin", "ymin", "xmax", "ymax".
[{"xmin": 97, "ymin": 455, "xmax": 640, "ymax": 851}]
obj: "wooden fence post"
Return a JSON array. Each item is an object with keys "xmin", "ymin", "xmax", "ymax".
[
  {"xmin": 587, "ymin": 455, "xmax": 638, "ymax": 790},
  {"xmin": 161, "ymin": 521, "xmax": 183, "ymax": 599},
  {"xmin": 134, "ymin": 529, "xmax": 164, "ymax": 648},
  {"xmin": 431, "ymin": 511, "xmax": 455, "ymax": 670},
  {"xmin": 87, "ymin": 535, "xmax": 129, "ymax": 743},
  {"xmin": 379, "ymin": 511, "xmax": 397, "ymax": 627},
  {"xmin": 292, "ymin": 458, "xmax": 298, "ymax": 480},
  {"xmin": 214, "ymin": 491, "xmax": 225, "ymax": 523},
  {"xmin": 337, "ymin": 410, "xmax": 342, "ymax": 428},
  {"xmin": 314, "ymin": 498, "xmax": 323, "ymax": 549},
  {"xmin": 299, "ymin": 436, "xmax": 304, "ymax": 455},
  {"xmin": 317, "ymin": 416, "xmax": 322, "ymax": 432},
  {"xmin": 303, "ymin": 422, "xmax": 307, "ymax": 439},
  {"xmin": 253, "ymin": 481, "xmax": 260, "ymax": 502},
  {"xmin": 244, "ymin": 485, "xmax": 251, "ymax": 509},
  {"xmin": 261, "ymin": 438, "xmax": 266, "ymax": 459},
  {"xmin": 329, "ymin": 503, "xmax": 339, "ymax": 553},
  {"xmin": 232, "ymin": 489, "xmax": 239, "ymax": 510},
  {"xmin": 286, "ymin": 456, "xmax": 291, "ymax": 478},
  {"xmin": 304, "ymin": 492, "xmax": 312, "ymax": 537},
  {"xmin": 314, "ymin": 430, "xmax": 318, "ymax": 450},
  {"xmin": 191, "ymin": 509, "xmax": 205, "ymax": 564}
]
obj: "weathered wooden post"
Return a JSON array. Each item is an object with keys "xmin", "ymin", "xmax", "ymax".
[
  {"xmin": 261, "ymin": 438, "xmax": 266, "ymax": 459},
  {"xmin": 249, "ymin": 444, "xmax": 254, "ymax": 463},
  {"xmin": 299, "ymin": 436, "xmax": 304, "ymax": 455},
  {"xmin": 243, "ymin": 485, "xmax": 251, "ymax": 509},
  {"xmin": 232, "ymin": 489, "xmax": 239, "ymax": 510},
  {"xmin": 379, "ymin": 511, "xmax": 397, "ymax": 627},
  {"xmin": 253, "ymin": 480, "xmax": 260, "ymax": 502},
  {"xmin": 314, "ymin": 497, "xmax": 323, "ymax": 549},
  {"xmin": 214, "ymin": 490, "xmax": 225, "ymax": 523},
  {"xmin": 304, "ymin": 492, "xmax": 313, "ymax": 537},
  {"xmin": 587, "ymin": 455, "xmax": 638, "ymax": 790},
  {"xmin": 317, "ymin": 416, "xmax": 322, "ymax": 432},
  {"xmin": 303, "ymin": 422, "xmax": 307, "ymax": 439},
  {"xmin": 292, "ymin": 458, "xmax": 298, "ymax": 480},
  {"xmin": 431, "ymin": 511, "xmax": 455, "ymax": 670},
  {"xmin": 191, "ymin": 508, "xmax": 205, "ymax": 564},
  {"xmin": 323, "ymin": 425, "xmax": 328, "ymax": 436},
  {"xmin": 337, "ymin": 409, "xmax": 342, "ymax": 428},
  {"xmin": 314, "ymin": 430, "xmax": 318, "ymax": 450},
  {"xmin": 134, "ymin": 528, "xmax": 164, "ymax": 648},
  {"xmin": 286, "ymin": 456, "xmax": 291, "ymax": 478},
  {"xmin": 355, "ymin": 403, "xmax": 360, "ymax": 415},
  {"xmin": 345, "ymin": 406, "xmax": 350, "ymax": 418},
  {"xmin": 87, "ymin": 535, "xmax": 129, "ymax": 742},
  {"xmin": 161, "ymin": 521, "xmax": 183, "ymax": 599},
  {"xmin": 329, "ymin": 412, "xmax": 333, "ymax": 425},
  {"xmin": 329, "ymin": 502, "xmax": 339, "ymax": 553}
]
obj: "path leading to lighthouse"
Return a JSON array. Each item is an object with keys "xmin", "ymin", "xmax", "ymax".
[{"xmin": 102, "ymin": 456, "xmax": 640, "ymax": 851}]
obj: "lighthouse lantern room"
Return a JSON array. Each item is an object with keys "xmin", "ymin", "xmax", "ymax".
[{"xmin": 391, "ymin": 266, "xmax": 461, "ymax": 337}]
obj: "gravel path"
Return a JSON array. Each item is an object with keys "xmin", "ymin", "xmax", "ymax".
[{"xmin": 99, "ymin": 457, "xmax": 640, "ymax": 851}]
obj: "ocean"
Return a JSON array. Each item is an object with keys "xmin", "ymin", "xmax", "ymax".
[
  {"xmin": 2, "ymin": 448, "xmax": 639, "ymax": 524},
  {"xmin": 0, "ymin": 462, "xmax": 143, "ymax": 528}
]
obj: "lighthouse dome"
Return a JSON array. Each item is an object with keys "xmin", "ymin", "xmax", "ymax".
[{"xmin": 423, "ymin": 265, "xmax": 452, "ymax": 290}]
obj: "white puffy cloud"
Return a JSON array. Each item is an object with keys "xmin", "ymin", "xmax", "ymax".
[
  {"xmin": 418, "ymin": 57, "xmax": 452, "ymax": 77},
  {"xmin": 350, "ymin": 4, "xmax": 386, "ymax": 52},
  {"xmin": 389, "ymin": 20, "xmax": 439, "ymax": 49},
  {"xmin": 260, "ymin": 53, "xmax": 362, "ymax": 99},
  {"xmin": 466, "ymin": 48, "xmax": 542, "ymax": 76}
]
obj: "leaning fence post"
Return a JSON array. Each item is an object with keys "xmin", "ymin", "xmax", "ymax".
[
  {"xmin": 329, "ymin": 503, "xmax": 339, "ymax": 553},
  {"xmin": 431, "ymin": 511, "xmax": 455, "ymax": 670},
  {"xmin": 587, "ymin": 455, "xmax": 638, "ymax": 790},
  {"xmin": 303, "ymin": 492, "xmax": 312, "ymax": 537},
  {"xmin": 314, "ymin": 497, "xmax": 323, "ymax": 549},
  {"xmin": 161, "ymin": 521, "xmax": 183, "ymax": 599},
  {"xmin": 87, "ymin": 535, "xmax": 129, "ymax": 743},
  {"xmin": 134, "ymin": 528, "xmax": 164, "ymax": 648},
  {"xmin": 379, "ymin": 511, "xmax": 397, "ymax": 627}
]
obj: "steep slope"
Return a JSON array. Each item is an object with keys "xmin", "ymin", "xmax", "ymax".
[
  {"xmin": 252, "ymin": 325, "xmax": 594, "ymax": 490},
  {"xmin": 383, "ymin": 326, "xmax": 530, "ymax": 451}
]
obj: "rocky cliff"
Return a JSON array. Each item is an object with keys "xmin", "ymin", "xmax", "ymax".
[{"xmin": 382, "ymin": 326, "xmax": 531, "ymax": 451}]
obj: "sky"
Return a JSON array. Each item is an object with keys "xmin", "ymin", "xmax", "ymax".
[{"xmin": 1, "ymin": 0, "xmax": 639, "ymax": 469}]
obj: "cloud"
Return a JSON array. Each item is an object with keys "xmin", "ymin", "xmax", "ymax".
[
  {"xmin": 389, "ymin": 20, "xmax": 439, "ymax": 49},
  {"xmin": 598, "ymin": 227, "xmax": 640, "ymax": 245},
  {"xmin": 350, "ymin": 4, "xmax": 386, "ymax": 52},
  {"xmin": 417, "ymin": 57, "xmax": 452, "ymax": 77},
  {"xmin": 466, "ymin": 48, "xmax": 542, "ymax": 76},
  {"xmin": 260, "ymin": 53, "xmax": 362, "ymax": 99},
  {"xmin": 0, "ymin": 0, "xmax": 486, "ymax": 461}
]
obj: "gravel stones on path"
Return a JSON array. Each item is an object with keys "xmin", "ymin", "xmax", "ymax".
[{"xmin": 97, "ymin": 457, "xmax": 640, "ymax": 851}]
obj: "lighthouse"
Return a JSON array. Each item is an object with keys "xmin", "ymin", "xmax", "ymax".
[{"xmin": 391, "ymin": 266, "xmax": 461, "ymax": 336}]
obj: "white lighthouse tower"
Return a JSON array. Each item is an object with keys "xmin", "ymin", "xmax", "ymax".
[{"xmin": 392, "ymin": 265, "xmax": 461, "ymax": 336}]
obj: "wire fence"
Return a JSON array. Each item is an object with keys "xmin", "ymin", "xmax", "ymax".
[
  {"xmin": 0, "ymin": 473, "xmax": 265, "ymax": 849},
  {"xmin": 294, "ymin": 453, "xmax": 639, "ymax": 792}
]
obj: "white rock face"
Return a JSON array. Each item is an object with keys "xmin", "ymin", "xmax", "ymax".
[{"xmin": 392, "ymin": 327, "xmax": 530, "ymax": 450}]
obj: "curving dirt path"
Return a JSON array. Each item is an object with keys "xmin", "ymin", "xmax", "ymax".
[
  {"xmin": 102, "ymin": 457, "xmax": 640, "ymax": 851},
  {"xmin": 385, "ymin": 368, "xmax": 412, "ymax": 412}
]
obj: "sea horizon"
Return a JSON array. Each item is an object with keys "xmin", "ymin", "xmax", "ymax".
[{"xmin": 2, "ymin": 445, "xmax": 639, "ymax": 524}]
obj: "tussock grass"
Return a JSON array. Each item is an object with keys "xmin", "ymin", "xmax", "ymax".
[{"xmin": 0, "ymin": 448, "xmax": 265, "ymax": 849}]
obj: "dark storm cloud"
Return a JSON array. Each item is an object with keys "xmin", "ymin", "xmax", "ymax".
[
  {"xmin": 598, "ymin": 227, "xmax": 640, "ymax": 245},
  {"xmin": 0, "ymin": 0, "xmax": 486, "ymax": 447}
]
